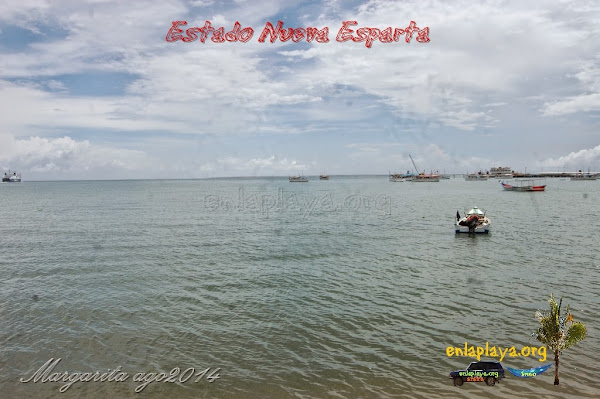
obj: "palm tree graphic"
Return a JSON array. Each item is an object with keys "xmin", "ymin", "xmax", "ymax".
[{"xmin": 533, "ymin": 294, "xmax": 587, "ymax": 385}]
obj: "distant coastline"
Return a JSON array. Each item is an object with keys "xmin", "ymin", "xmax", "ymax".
[{"xmin": 3, "ymin": 171, "xmax": 599, "ymax": 182}]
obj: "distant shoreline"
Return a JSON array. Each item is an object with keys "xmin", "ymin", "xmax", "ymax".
[{"xmin": 2, "ymin": 171, "xmax": 598, "ymax": 182}]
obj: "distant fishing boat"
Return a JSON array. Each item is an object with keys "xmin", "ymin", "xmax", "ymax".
[
  {"xmin": 289, "ymin": 175, "xmax": 308, "ymax": 182},
  {"xmin": 2, "ymin": 170, "xmax": 21, "ymax": 182},
  {"xmin": 571, "ymin": 174, "xmax": 598, "ymax": 181},
  {"xmin": 389, "ymin": 171, "xmax": 415, "ymax": 182},
  {"xmin": 570, "ymin": 169, "xmax": 598, "ymax": 181},
  {"xmin": 501, "ymin": 179, "xmax": 546, "ymax": 192},
  {"xmin": 408, "ymin": 155, "xmax": 440, "ymax": 182},
  {"xmin": 465, "ymin": 173, "xmax": 489, "ymax": 181},
  {"xmin": 412, "ymin": 172, "xmax": 441, "ymax": 182},
  {"xmin": 319, "ymin": 174, "xmax": 330, "ymax": 180}
]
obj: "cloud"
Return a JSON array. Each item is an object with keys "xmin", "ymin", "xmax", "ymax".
[
  {"xmin": 189, "ymin": 0, "xmax": 214, "ymax": 7},
  {"xmin": 199, "ymin": 155, "xmax": 309, "ymax": 176},
  {"xmin": 438, "ymin": 110, "xmax": 495, "ymax": 131},
  {"xmin": 0, "ymin": 80, "xmax": 191, "ymax": 133},
  {"xmin": 0, "ymin": 134, "xmax": 153, "ymax": 179},
  {"xmin": 542, "ymin": 93, "xmax": 600, "ymax": 116},
  {"xmin": 1, "ymin": 1, "xmax": 600, "ymax": 178},
  {"xmin": 541, "ymin": 60, "xmax": 600, "ymax": 115},
  {"xmin": 2, "ymin": 0, "xmax": 598, "ymax": 135},
  {"xmin": 278, "ymin": 0, "xmax": 600, "ymax": 130},
  {"xmin": 3, "ymin": 0, "xmax": 586, "ymax": 135},
  {"xmin": 536, "ymin": 145, "xmax": 600, "ymax": 168}
]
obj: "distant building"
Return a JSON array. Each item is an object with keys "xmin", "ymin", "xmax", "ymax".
[{"xmin": 489, "ymin": 166, "xmax": 512, "ymax": 178}]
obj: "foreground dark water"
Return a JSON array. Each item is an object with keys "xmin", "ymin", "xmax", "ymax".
[{"xmin": 1, "ymin": 177, "xmax": 598, "ymax": 398}]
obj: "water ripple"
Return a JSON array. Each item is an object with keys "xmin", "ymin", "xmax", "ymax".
[{"xmin": 1, "ymin": 179, "xmax": 599, "ymax": 398}]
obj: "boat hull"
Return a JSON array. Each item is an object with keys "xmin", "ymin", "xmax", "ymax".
[
  {"xmin": 412, "ymin": 176, "xmax": 440, "ymax": 182},
  {"xmin": 455, "ymin": 208, "xmax": 491, "ymax": 234},
  {"xmin": 501, "ymin": 182, "xmax": 546, "ymax": 191},
  {"xmin": 455, "ymin": 224, "xmax": 491, "ymax": 234},
  {"xmin": 2, "ymin": 170, "xmax": 21, "ymax": 182}
]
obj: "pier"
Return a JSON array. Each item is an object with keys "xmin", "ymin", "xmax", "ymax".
[{"xmin": 511, "ymin": 172, "xmax": 599, "ymax": 178}]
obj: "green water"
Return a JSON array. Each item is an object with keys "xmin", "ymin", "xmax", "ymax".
[{"xmin": 1, "ymin": 177, "xmax": 598, "ymax": 398}]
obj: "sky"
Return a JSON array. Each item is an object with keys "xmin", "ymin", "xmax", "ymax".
[{"xmin": 1, "ymin": 0, "xmax": 600, "ymax": 180}]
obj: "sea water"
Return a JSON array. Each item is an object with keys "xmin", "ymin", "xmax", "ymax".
[{"xmin": 1, "ymin": 177, "xmax": 598, "ymax": 398}]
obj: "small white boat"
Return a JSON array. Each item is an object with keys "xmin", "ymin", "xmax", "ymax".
[
  {"xmin": 289, "ymin": 175, "xmax": 308, "ymax": 182},
  {"xmin": 571, "ymin": 175, "xmax": 598, "ymax": 181},
  {"xmin": 319, "ymin": 174, "xmax": 330, "ymax": 180},
  {"xmin": 389, "ymin": 172, "xmax": 415, "ymax": 182},
  {"xmin": 570, "ymin": 170, "xmax": 598, "ymax": 180},
  {"xmin": 455, "ymin": 207, "xmax": 491, "ymax": 234},
  {"xmin": 465, "ymin": 173, "xmax": 489, "ymax": 181}
]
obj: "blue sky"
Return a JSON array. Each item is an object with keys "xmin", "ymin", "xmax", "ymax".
[{"xmin": 1, "ymin": 0, "xmax": 599, "ymax": 180}]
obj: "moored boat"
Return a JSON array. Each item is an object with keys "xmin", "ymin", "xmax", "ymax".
[
  {"xmin": 570, "ymin": 170, "xmax": 598, "ymax": 180},
  {"xmin": 289, "ymin": 175, "xmax": 308, "ymax": 182},
  {"xmin": 389, "ymin": 171, "xmax": 415, "ymax": 182},
  {"xmin": 2, "ymin": 170, "xmax": 21, "ymax": 182},
  {"xmin": 455, "ymin": 207, "xmax": 491, "ymax": 234},
  {"xmin": 407, "ymin": 155, "xmax": 439, "ymax": 182},
  {"xmin": 319, "ymin": 174, "xmax": 330, "ymax": 180},
  {"xmin": 412, "ymin": 172, "xmax": 440, "ymax": 182},
  {"xmin": 571, "ymin": 174, "xmax": 598, "ymax": 181},
  {"xmin": 465, "ymin": 172, "xmax": 489, "ymax": 181},
  {"xmin": 501, "ymin": 179, "xmax": 546, "ymax": 191}
]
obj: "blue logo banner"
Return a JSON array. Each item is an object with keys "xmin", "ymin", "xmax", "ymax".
[{"xmin": 506, "ymin": 364, "xmax": 552, "ymax": 378}]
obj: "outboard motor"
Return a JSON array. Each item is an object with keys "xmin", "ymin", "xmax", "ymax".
[
  {"xmin": 467, "ymin": 215, "xmax": 479, "ymax": 232},
  {"xmin": 458, "ymin": 214, "xmax": 478, "ymax": 227}
]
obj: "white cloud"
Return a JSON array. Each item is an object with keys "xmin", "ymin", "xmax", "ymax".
[
  {"xmin": 541, "ymin": 59, "xmax": 600, "ymax": 115},
  {"xmin": 2, "ymin": 0, "xmax": 598, "ymax": 134},
  {"xmin": 0, "ymin": 80, "xmax": 191, "ymax": 133},
  {"xmin": 536, "ymin": 145, "xmax": 600, "ymax": 168},
  {"xmin": 0, "ymin": 134, "xmax": 153, "ymax": 179},
  {"xmin": 1, "ymin": 1, "xmax": 600, "ymax": 178},
  {"xmin": 282, "ymin": 0, "xmax": 600, "ymax": 129},
  {"xmin": 542, "ymin": 93, "xmax": 600, "ymax": 116},
  {"xmin": 189, "ymin": 0, "xmax": 214, "ymax": 7},
  {"xmin": 45, "ymin": 79, "xmax": 68, "ymax": 91},
  {"xmin": 198, "ymin": 155, "xmax": 309, "ymax": 176}
]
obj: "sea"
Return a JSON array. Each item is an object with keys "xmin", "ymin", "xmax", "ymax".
[{"xmin": 1, "ymin": 176, "xmax": 598, "ymax": 399}]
